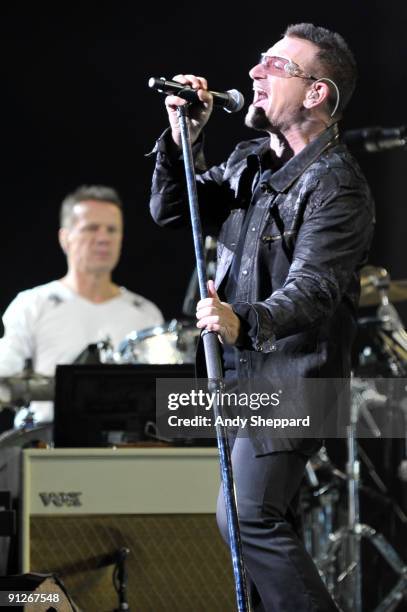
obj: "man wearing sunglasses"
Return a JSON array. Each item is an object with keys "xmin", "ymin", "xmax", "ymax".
[{"xmin": 150, "ymin": 22, "xmax": 374, "ymax": 612}]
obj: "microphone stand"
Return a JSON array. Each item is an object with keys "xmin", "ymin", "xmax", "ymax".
[{"xmin": 176, "ymin": 104, "xmax": 250, "ymax": 612}]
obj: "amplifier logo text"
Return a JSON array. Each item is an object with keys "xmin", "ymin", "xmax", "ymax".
[{"xmin": 38, "ymin": 492, "xmax": 82, "ymax": 507}]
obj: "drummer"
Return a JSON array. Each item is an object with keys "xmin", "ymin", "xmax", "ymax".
[{"xmin": 0, "ymin": 184, "xmax": 164, "ymax": 425}]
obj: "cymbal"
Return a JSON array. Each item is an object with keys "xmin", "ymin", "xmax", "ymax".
[
  {"xmin": 359, "ymin": 266, "xmax": 407, "ymax": 307},
  {"xmin": 0, "ymin": 374, "xmax": 54, "ymax": 405}
]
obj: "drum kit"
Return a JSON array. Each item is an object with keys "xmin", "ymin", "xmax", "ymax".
[
  {"xmin": 1, "ymin": 265, "xmax": 407, "ymax": 609},
  {"xmin": 301, "ymin": 265, "xmax": 407, "ymax": 611}
]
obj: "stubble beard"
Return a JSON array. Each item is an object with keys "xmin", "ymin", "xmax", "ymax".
[
  {"xmin": 245, "ymin": 106, "xmax": 272, "ymax": 131},
  {"xmin": 244, "ymin": 106, "xmax": 287, "ymax": 134}
]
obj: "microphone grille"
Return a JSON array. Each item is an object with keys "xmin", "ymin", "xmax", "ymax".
[{"xmin": 225, "ymin": 89, "xmax": 245, "ymax": 113}]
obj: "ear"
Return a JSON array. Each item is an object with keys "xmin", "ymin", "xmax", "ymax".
[
  {"xmin": 303, "ymin": 80, "xmax": 330, "ymax": 110},
  {"xmin": 58, "ymin": 227, "xmax": 68, "ymax": 254}
]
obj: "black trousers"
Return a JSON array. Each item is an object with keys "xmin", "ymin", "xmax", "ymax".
[{"xmin": 216, "ymin": 437, "xmax": 339, "ymax": 612}]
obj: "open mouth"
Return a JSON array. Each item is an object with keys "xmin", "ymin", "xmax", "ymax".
[{"xmin": 253, "ymin": 88, "xmax": 268, "ymax": 107}]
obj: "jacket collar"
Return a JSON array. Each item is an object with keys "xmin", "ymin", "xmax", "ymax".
[{"xmin": 253, "ymin": 122, "xmax": 340, "ymax": 193}]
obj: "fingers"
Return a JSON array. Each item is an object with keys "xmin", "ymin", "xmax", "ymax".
[
  {"xmin": 196, "ymin": 285, "xmax": 222, "ymax": 333},
  {"xmin": 172, "ymin": 74, "xmax": 209, "ymax": 90},
  {"xmin": 196, "ymin": 296, "xmax": 220, "ymax": 313},
  {"xmin": 196, "ymin": 289, "xmax": 221, "ymax": 331},
  {"xmin": 165, "ymin": 74, "xmax": 212, "ymax": 110},
  {"xmin": 165, "ymin": 94, "xmax": 189, "ymax": 111},
  {"xmin": 196, "ymin": 304, "xmax": 219, "ymax": 320},
  {"xmin": 196, "ymin": 316, "xmax": 220, "ymax": 330},
  {"xmin": 165, "ymin": 92, "xmax": 212, "ymax": 112},
  {"xmin": 164, "ymin": 73, "xmax": 213, "ymax": 146},
  {"xmin": 196, "ymin": 282, "xmax": 219, "ymax": 311},
  {"xmin": 207, "ymin": 279, "xmax": 218, "ymax": 298}
]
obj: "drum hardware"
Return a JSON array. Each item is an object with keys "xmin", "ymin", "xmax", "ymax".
[
  {"xmin": 356, "ymin": 442, "xmax": 407, "ymax": 525},
  {"xmin": 354, "ymin": 317, "xmax": 407, "ymax": 379},
  {"xmin": 354, "ymin": 326, "xmax": 404, "ymax": 378},
  {"xmin": 0, "ymin": 373, "xmax": 54, "ymax": 408},
  {"xmin": 116, "ymin": 319, "xmax": 200, "ymax": 365},
  {"xmin": 352, "ymin": 380, "xmax": 384, "ymax": 439},
  {"xmin": 302, "ymin": 453, "xmax": 344, "ymax": 595},
  {"xmin": 376, "ymin": 299, "xmax": 407, "ymax": 376},
  {"xmin": 355, "ymin": 265, "xmax": 407, "ymax": 377},
  {"xmin": 95, "ymin": 338, "xmax": 116, "ymax": 363},
  {"xmin": 0, "ymin": 359, "xmax": 54, "ymax": 437},
  {"xmin": 303, "ymin": 447, "xmax": 407, "ymax": 563},
  {"xmin": 0, "ymin": 422, "xmax": 53, "ymax": 448},
  {"xmin": 360, "ymin": 279, "xmax": 407, "ymax": 307},
  {"xmin": 73, "ymin": 338, "xmax": 115, "ymax": 364},
  {"xmin": 359, "ymin": 266, "xmax": 407, "ymax": 308},
  {"xmin": 315, "ymin": 380, "xmax": 407, "ymax": 612}
]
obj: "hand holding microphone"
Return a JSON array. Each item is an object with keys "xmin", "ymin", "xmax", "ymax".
[
  {"xmin": 154, "ymin": 74, "xmax": 214, "ymax": 147},
  {"xmin": 149, "ymin": 74, "xmax": 244, "ymax": 147}
]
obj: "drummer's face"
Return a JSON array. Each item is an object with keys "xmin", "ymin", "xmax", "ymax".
[{"xmin": 60, "ymin": 200, "xmax": 123, "ymax": 275}]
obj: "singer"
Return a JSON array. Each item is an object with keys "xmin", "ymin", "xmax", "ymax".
[{"xmin": 149, "ymin": 23, "xmax": 374, "ymax": 611}]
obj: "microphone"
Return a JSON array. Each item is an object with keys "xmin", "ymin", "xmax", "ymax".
[
  {"xmin": 148, "ymin": 77, "xmax": 245, "ymax": 113},
  {"xmin": 343, "ymin": 125, "xmax": 406, "ymax": 152}
]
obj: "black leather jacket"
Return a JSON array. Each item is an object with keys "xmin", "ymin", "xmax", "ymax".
[{"xmin": 150, "ymin": 123, "xmax": 375, "ymax": 454}]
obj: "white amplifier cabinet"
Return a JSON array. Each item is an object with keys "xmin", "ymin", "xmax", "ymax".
[{"xmin": 22, "ymin": 447, "xmax": 235, "ymax": 612}]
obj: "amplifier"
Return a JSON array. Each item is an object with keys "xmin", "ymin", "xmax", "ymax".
[{"xmin": 22, "ymin": 448, "xmax": 235, "ymax": 612}]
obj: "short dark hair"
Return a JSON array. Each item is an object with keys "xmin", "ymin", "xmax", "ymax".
[
  {"xmin": 284, "ymin": 23, "xmax": 357, "ymax": 117},
  {"xmin": 60, "ymin": 185, "xmax": 123, "ymax": 228}
]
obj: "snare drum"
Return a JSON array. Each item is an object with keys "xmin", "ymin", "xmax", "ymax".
[{"xmin": 117, "ymin": 319, "xmax": 200, "ymax": 364}]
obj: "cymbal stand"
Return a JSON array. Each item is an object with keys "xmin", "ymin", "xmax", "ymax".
[
  {"xmin": 375, "ymin": 285, "xmax": 407, "ymax": 517},
  {"xmin": 319, "ymin": 379, "xmax": 407, "ymax": 611},
  {"xmin": 303, "ymin": 455, "xmax": 341, "ymax": 595}
]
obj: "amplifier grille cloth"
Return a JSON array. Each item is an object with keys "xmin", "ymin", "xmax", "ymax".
[{"xmin": 30, "ymin": 514, "xmax": 235, "ymax": 612}]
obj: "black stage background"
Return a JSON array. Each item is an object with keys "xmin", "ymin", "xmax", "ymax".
[{"xmin": 1, "ymin": 2, "xmax": 406, "ymax": 320}]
